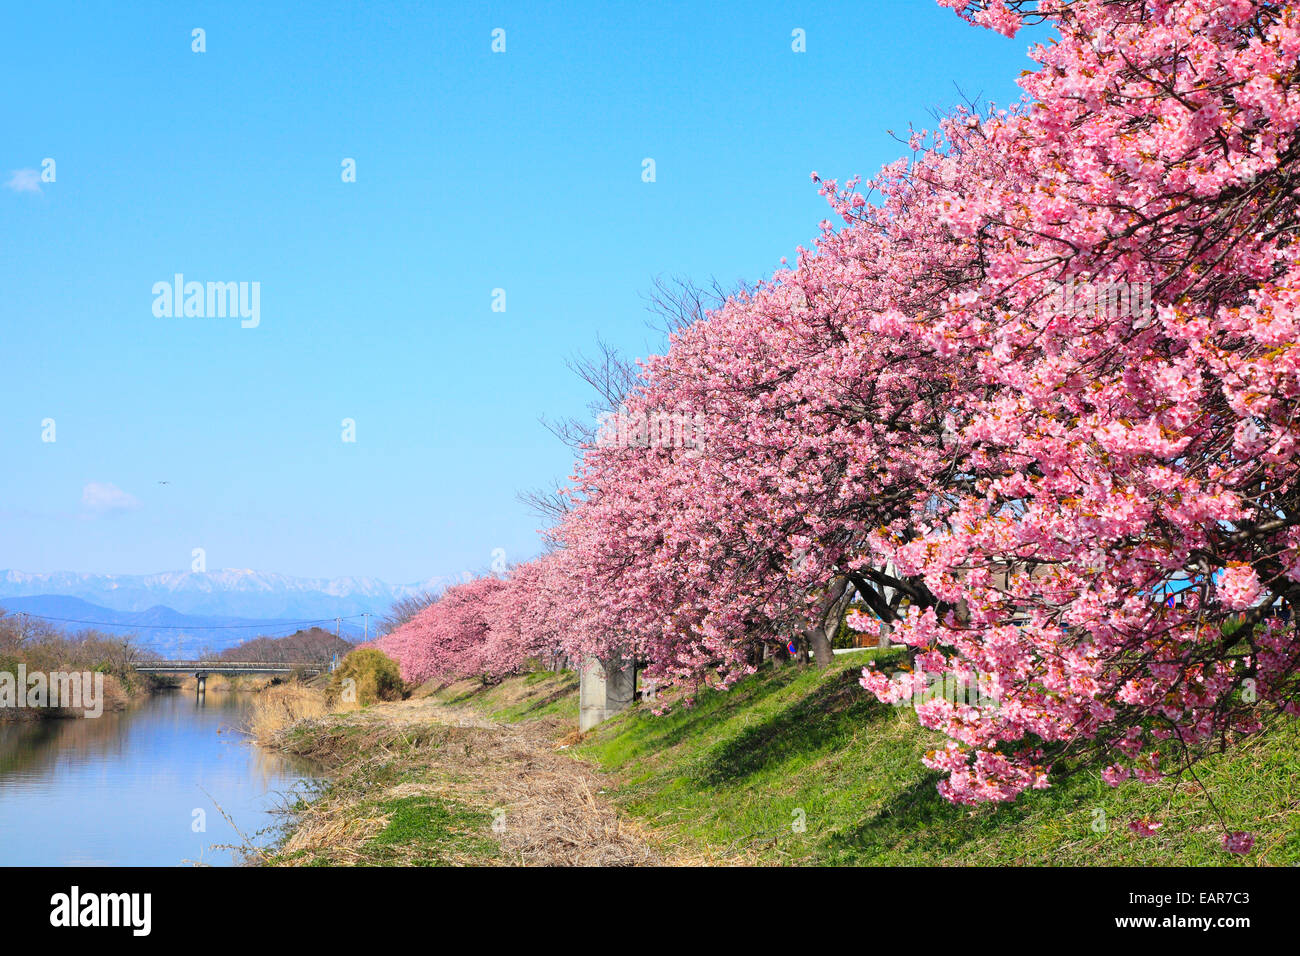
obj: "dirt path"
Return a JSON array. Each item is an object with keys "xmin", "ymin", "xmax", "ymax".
[{"xmin": 272, "ymin": 696, "xmax": 662, "ymax": 866}]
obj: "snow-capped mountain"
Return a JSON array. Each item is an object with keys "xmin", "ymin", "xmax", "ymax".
[{"xmin": 0, "ymin": 568, "xmax": 453, "ymax": 621}]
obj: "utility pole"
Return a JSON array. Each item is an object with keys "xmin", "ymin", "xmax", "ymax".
[
  {"xmin": 335, "ymin": 617, "xmax": 341, "ymax": 637},
  {"xmin": 363, "ymin": 612, "xmax": 369, "ymax": 642}
]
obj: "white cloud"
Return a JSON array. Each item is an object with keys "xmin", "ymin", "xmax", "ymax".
[
  {"xmin": 4, "ymin": 169, "xmax": 42, "ymax": 194},
  {"xmin": 81, "ymin": 481, "xmax": 140, "ymax": 514}
]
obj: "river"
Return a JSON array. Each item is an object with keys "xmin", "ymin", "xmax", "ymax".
[{"xmin": 0, "ymin": 689, "xmax": 321, "ymax": 866}]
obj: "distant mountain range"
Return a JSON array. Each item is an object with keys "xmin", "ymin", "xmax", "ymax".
[
  {"xmin": 0, "ymin": 568, "xmax": 450, "ymax": 619},
  {"xmin": 0, "ymin": 568, "xmax": 454, "ymax": 655},
  {"xmin": 0, "ymin": 595, "xmax": 353, "ymax": 656}
]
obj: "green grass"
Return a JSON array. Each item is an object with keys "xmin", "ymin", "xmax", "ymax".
[
  {"xmin": 363, "ymin": 795, "xmax": 499, "ymax": 866},
  {"xmin": 430, "ymin": 670, "xmax": 580, "ymax": 723},
  {"xmin": 263, "ymin": 716, "xmax": 503, "ymax": 867},
  {"xmin": 574, "ymin": 651, "xmax": 1300, "ymax": 865},
  {"xmin": 266, "ymin": 794, "xmax": 499, "ymax": 867}
]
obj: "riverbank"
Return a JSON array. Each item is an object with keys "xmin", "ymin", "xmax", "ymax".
[
  {"xmin": 266, "ymin": 654, "xmax": 1299, "ymax": 866},
  {"xmin": 261, "ymin": 673, "xmax": 659, "ymax": 866},
  {"xmin": 0, "ymin": 649, "xmax": 160, "ymax": 722}
]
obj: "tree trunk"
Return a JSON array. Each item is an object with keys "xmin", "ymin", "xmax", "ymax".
[
  {"xmin": 807, "ymin": 574, "xmax": 855, "ymax": 669},
  {"xmin": 770, "ymin": 641, "xmax": 789, "ymax": 668},
  {"xmin": 808, "ymin": 626, "xmax": 834, "ymax": 669}
]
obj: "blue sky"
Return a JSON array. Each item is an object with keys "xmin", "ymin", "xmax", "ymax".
[{"xmin": 0, "ymin": 1, "xmax": 1048, "ymax": 584}]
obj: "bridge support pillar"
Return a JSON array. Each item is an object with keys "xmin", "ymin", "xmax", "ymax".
[
  {"xmin": 195, "ymin": 673, "xmax": 206, "ymax": 694},
  {"xmin": 578, "ymin": 655, "xmax": 636, "ymax": 732}
]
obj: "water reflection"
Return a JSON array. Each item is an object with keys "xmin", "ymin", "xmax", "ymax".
[{"xmin": 0, "ymin": 689, "xmax": 321, "ymax": 866}]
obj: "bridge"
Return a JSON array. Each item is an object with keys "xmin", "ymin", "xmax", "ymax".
[{"xmin": 134, "ymin": 660, "xmax": 329, "ymax": 691}]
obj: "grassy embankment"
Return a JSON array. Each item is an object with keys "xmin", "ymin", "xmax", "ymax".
[
  {"xmin": 571, "ymin": 648, "xmax": 1300, "ymax": 865},
  {"xmin": 261, "ymin": 651, "xmax": 1297, "ymax": 865},
  {"xmin": 429, "ymin": 668, "xmax": 580, "ymax": 724}
]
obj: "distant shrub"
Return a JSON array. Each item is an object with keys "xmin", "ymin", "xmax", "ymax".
[{"xmin": 329, "ymin": 648, "xmax": 404, "ymax": 707}]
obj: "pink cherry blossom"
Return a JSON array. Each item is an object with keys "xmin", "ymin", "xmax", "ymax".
[
  {"xmin": 1129, "ymin": 819, "xmax": 1164, "ymax": 838},
  {"xmin": 1222, "ymin": 831, "xmax": 1255, "ymax": 855},
  {"xmin": 1219, "ymin": 565, "xmax": 1263, "ymax": 610}
]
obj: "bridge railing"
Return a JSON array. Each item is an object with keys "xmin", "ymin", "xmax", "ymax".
[{"xmin": 133, "ymin": 660, "xmax": 326, "ymax": 671}]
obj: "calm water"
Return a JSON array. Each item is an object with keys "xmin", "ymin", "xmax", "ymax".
[{"xmin": 0, "ymin": 690, "xmax": 321, "ymax": 866}]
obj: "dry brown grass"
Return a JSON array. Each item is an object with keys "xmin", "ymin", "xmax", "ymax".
[
  {"xmin": 555, "ymin": 728, "xmax": 587, "ymax": 748},
  {"xmin": 248, "ymin": 683, "xmax": 327, "ymax": 744},
  {"xmin": 277, "ymin": 800, "xmax": 390, "ymax": 865},
  {"xmin": 461, "ymin": 718, "xmax": 657, "ymax": 866},
  {"xmin": 268, "ymin": 697, "xmax": 662, "ymax": 866}
]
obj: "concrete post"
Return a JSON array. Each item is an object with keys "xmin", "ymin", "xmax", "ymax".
[
  {"xmin": 579, "ymin": 657, "xmax": 607, "ymax": 731},
  {"xmin": 579, "ymin": 655, "xmax": 638, "ymax": 731},
  {"xmin": 604, "ymin": 656, "xmax": 636, "ymax": 716}
]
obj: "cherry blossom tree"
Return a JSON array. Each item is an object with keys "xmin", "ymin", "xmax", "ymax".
[
  {"xmin": 549, "ymin": 0, "xmax": 1300, "ymax": 817},
  {"xmin": 855, "ymin": 0, "xmax": 1300, "ymax": 808},
  {"xmin": 373, "ymin": 575, "xmax": 509, "ymax": 685},
  {"xmin": 384, "ymin": 1, "xmax": 1300, "ymax": 836}
]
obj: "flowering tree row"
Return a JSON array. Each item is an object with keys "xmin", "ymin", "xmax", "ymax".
[
  {"xmin": 381, "ymin": 0, "xmax": 1300, "ymax": 823},
  {"xmin": 369, "ymin": 566, "xmax": 564, "ymax": 685}
]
